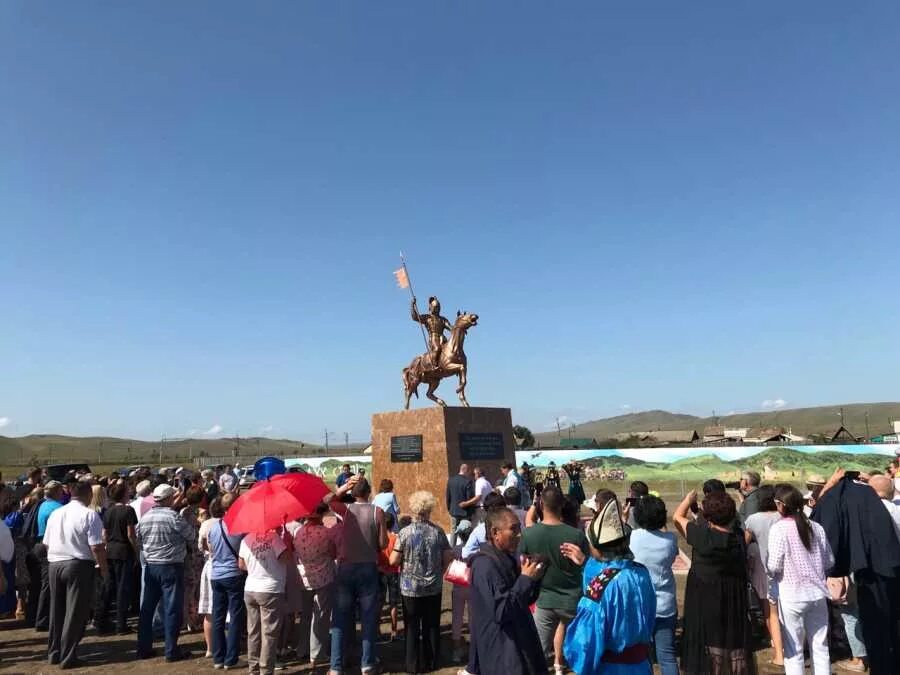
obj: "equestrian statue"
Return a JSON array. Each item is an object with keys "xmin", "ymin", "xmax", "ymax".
[{"xmin": 403, "ymin": 296, "xmax": 478, "ymax": 409}]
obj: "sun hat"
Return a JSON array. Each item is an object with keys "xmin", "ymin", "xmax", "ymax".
[{"xmin": 152, "ymin": 484, "xmax": 176, "ymax": 501}]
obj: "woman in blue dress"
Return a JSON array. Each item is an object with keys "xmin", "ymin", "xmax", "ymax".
[{"xmin": 562, "ymin": 496, "xmax": 656, "ymax": 675}]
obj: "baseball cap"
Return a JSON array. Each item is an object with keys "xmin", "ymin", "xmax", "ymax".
[
  {"xmin": 454, "ymin": 519, "xmax": 473, "ymax": 536},
  {"xmin": 152, "ymin": 484, "xmax": 176, "ymax": 501}
]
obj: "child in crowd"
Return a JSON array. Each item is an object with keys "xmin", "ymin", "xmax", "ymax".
[{"xmin": 378, "ymin": 512, "xmax": 401, "ymax": 641}]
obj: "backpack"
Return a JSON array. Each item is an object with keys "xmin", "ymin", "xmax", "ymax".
[{"xmin": 20, "ymin": 499, "xmax": 42, "ymax": 549}]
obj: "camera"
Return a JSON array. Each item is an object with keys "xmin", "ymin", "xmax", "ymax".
[{"xmin": 724, "ymin": 481, "xmax": 741, "ymax": 490}]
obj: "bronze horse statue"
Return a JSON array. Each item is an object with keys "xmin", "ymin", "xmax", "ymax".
[{"xmin": 403, "ymin": 311, "xmax": 478, "ymax": 409}]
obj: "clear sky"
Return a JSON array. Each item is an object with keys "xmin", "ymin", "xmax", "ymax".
[{"xmin": 2, "ymin": 2, "xmax": 899, "ymax": 443}]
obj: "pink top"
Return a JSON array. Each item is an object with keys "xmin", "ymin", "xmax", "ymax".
[{"xmin": 766, "ymin": 517, "xmax": 834, "ymax": 602}]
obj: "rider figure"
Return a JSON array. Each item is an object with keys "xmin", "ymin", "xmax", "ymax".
[{"xmin": 411, "ymin": 296, "xmax": 452, "ymax": 370}]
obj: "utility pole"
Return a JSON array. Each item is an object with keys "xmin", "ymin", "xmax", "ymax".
[
  {"xmin": 325, "ymin": 428, "xmax": 329, "ymax": 452},
  {"xmin": 344, "ymin": 432, "xmax": 349, "ymax": 450},
  {"xmin": 98, "ymin": 440, "xmax": 103, "ymax": 465},
  {"xmin": 839, "ymin": 407, "xmax": 845, "ymax": 427},
  {"xmin": 159, "ymin": 435, "xmax": 164, "ymax": 466},
  {"xmin": 556, "ymin": 417, "xmax": 561, "ymax": 443},
  {"xmin": 865, "ymin": 411, "xmax": 870, "ymax": 442}
]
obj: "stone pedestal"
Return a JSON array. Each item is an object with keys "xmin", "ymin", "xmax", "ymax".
[{"xmin": 371, "ymin": 407, "xmax": 516, "ymax": 531}]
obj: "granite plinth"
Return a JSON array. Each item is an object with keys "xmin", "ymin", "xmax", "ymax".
[{"xmin": 371, "ymin": 407, "xmax": 516, "ymax": 531}]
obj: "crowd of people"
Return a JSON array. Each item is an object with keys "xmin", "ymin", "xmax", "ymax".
[{"xmin": 0, "ymin": 458, "xmax": 898, "ymax": 674}]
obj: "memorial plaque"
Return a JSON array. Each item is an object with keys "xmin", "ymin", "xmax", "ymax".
[
  {"xmin": 458, "ymin": 432, "xmax": 505, "ymax": 460},
  {"xmin": 390, "ymin": 434, "xmax": 423, "ymax": 462}
]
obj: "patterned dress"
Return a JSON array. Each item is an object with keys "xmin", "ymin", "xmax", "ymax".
[{"xmin": 179, "ymin": 505, "xmax": 202, "ymax": 629}]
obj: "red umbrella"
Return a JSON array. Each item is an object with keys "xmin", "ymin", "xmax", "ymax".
[
  {"xmin": 223, "ymin": 473, "xmax": 331, "ymax": 534},
  {"xmin": 268, "ymin": 472, "xmax": 330, "ymax": 509}
]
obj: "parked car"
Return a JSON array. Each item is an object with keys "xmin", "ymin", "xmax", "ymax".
[
  {"xmin": 238, "ymin": 467, "xmax": 256, "ymax": 488},
  {"xmin": 43, "ymin": 463, "xmax": 91, "ymax": 481}
]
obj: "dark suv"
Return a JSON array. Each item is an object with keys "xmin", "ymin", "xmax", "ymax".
[{"xmin": 43, "ymin": 463, "xmax": 92, "ymax": 481}]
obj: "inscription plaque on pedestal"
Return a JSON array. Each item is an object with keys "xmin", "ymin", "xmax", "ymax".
[
  {"xmin": 458, "ymin": 432, "xmax": 505, "ymax": 460},
  {"xmin": 390, "ymin": 435, "xmax": 423, "ymax": 462}
]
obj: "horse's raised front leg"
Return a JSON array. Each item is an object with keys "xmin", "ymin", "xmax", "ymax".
[
  {"xmin": 425, "ymin": 379, "xmax": 446, "ymax": 407},
  {"xmin": 456, "ymin": 367, "xmax": 469, "ymax": 407}
]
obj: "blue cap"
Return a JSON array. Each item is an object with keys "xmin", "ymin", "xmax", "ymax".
[{"xmin": 254, "ymin": 456, "xmax": 286, "ymax": 480}]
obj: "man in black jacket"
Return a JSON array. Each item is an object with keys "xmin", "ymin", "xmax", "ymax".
[
  {"xmin": 467, "ymin": 507, "xmax": 548, "ymax": 675},
  {"xmin": 812, "ymin": 470, "xmax": 900, "ymax": 675}
]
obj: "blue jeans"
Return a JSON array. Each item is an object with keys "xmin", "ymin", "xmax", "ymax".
[
  {"xmin": 330, "ymin": 562, "xmax": 379, "ymax": 672},
  {"xmin": 653, "ymin": 614, "xmax": 678, "ymax": 675},
  {"xmin": 139, "ymin": 554, "xmax": 164, "ymax": 636},
  {"xmin": 138, "ymin": 563, "xmax": 184, "ymax": 659},
  {"xmin": 212, "ymin": 574, "xmax": 246, "ymax": 667},
  {"xmin": 839, "ymin": 604, "xmax": 867, "ymax": 658}
]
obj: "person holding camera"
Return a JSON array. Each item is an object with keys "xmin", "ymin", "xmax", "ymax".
[
  {"xmin": 674, "ymin": 489, "xmax": 755, "ymax": 674},
  {"xmin": 467, "ymin": 506, "xmax": 548, "ymax": 675}
]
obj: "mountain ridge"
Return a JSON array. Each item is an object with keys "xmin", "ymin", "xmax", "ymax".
[{"xmin": 534, "ymin": 402, "xmax": 900, "ymax": 445}]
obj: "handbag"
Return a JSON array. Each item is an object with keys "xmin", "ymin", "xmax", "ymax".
[{"xmin": 444, "ymin": 559, "xmax": 471, "ymax": 587}]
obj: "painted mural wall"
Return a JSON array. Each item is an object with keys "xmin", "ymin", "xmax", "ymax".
[{"xmin": 287, "ymin": 444, "xmax": 898, "ymax": 485}]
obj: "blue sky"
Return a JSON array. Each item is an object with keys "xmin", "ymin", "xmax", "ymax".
[{"xmin": 2, "ymin": 2, "xmax": 899, "ymax": 442}]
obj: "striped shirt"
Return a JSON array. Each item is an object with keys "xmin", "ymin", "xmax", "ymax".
[{"xmin": 136, "ymin": 505, "xmax": 195, "ymax": 564}]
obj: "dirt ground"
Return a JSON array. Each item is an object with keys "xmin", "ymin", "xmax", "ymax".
[{"xmin": 0, "ymin": 574, "xmax": 796, "ymax": 675}]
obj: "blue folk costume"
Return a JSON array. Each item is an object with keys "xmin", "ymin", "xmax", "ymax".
[{"xmin": 563, "ymin": 499, "xmax": 656, "ymax": 675}]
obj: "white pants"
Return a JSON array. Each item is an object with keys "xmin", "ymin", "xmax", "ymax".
[{"xmin": 778, "ymin": 596, "xmax": 830, "ymax": 675}]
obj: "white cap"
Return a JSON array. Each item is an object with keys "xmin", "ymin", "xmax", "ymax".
[{"xmin": 152, "ymin": 484, "xmax": 176, "ymax": 501}]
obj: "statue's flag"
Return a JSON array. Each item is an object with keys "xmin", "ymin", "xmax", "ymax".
[{"xmin": 393, "ymin": 266, "xmax": 409, "ymax": 289}]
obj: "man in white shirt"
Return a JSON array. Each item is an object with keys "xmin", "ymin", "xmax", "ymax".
[
  {"xmin": 472, "ymin": 467, "xmax": 493, "ymax": 525},
  {"xmin": 219, "ymin": 466, "xmax": 238, "ymax": 494},
  {"xmin": 0, "ymin": 519, "xmax": 13, "ymax": 566},
  {"xmin": 238, "ymin": 530, "xmax": 289, "ymax": 675},
  {"xmin": 474, "ymin": 467, "xmax": 493, "ymax": 505},
  {"xmin": 130, "ymin": 480, "xmax": 153, "ymax": 521},
  {"xmin": 499, "ymin": 462, "xmax": 528, "ymax": 508},
  {"xmin": 499, "ymin": 462, "xmax": 518, "ymax": 490},
  {"xmin": 43, "ymin": 482, "xmax": 107, "ymax": 669},
  {"xmin": 870, "ymin": 476, "xmax": 900, "ymax": 540}
]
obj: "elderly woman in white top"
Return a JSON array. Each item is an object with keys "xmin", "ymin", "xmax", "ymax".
[
  {"xmin": 239, "ymin": 528, "xmax": 291, "ymax": 675},
  {"xmin": 767, "ymin": 484, "xmax": 834, "ymax": 675}
]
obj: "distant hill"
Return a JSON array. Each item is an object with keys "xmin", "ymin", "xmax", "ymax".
[
  {"xmin": 732, "ymin": 446, "xmax": 889, "ymax": 473},
  {"xmin": 534, "ymin": 402, "xmax": 900, "ymax": 446},
  {"xmin": 579, "ymin": 454, "xmax": 651, "ymax": 468},
  {"xmin": 0, "ymin": 434, "xmax": 365, "ymax": 468}
]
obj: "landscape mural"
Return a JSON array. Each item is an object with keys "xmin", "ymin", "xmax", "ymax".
[
  {"xmin": 515, "ymin": 444, "xmax": 900, "ymax": 482},
  {"xmin": 287, "ymin": 445, "xmax": 899, "ymax": 485}
]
